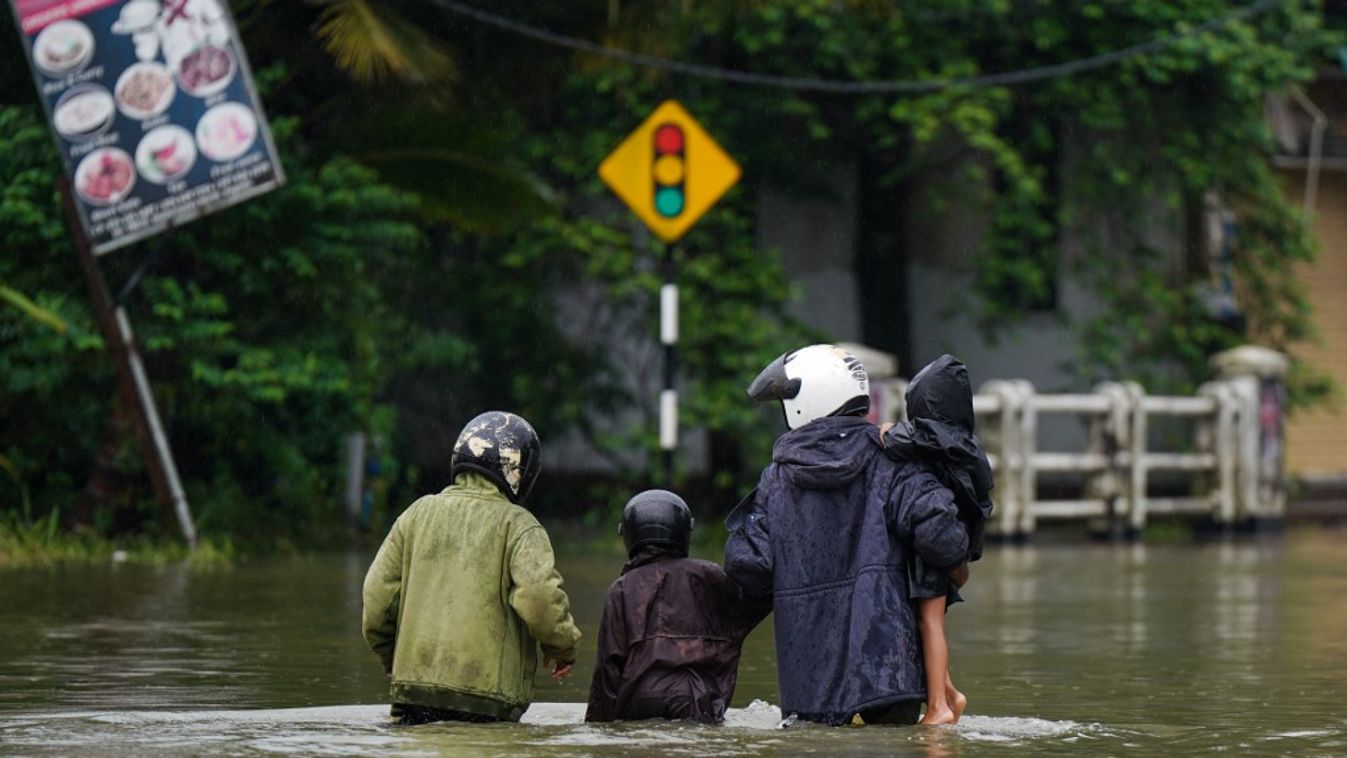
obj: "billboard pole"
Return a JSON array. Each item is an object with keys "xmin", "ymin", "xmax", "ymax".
[{"xmin": 61, "ymin": 181, "xmax": 197, "ymax": 547}]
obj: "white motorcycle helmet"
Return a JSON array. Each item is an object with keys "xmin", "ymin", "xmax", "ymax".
[{"xmin": 748, "ymin": 344, "xmax": 870, "ymax": 429}]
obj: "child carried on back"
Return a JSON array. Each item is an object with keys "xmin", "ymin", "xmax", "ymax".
[
  {"xmin": 585, "ymin": 490, "xmax": 769, "ymax": 723},
  {"xmin": 881, "ymin": 354, "xmax": 994, "ymax": 724}
]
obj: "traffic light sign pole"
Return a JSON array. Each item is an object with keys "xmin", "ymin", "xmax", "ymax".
[{"xmin": 659, "ymin": 242, "xmax": 678, "ymax": 489}]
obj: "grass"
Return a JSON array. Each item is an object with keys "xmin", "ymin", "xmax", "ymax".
[{"xmin": 0, "ymin": 509, "xmax": 234, "ymax": 569}]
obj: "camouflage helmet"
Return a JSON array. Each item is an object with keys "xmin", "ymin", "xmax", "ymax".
[{"xmin": 450, "ymin": 411, "xmax": 542, "ymax": 504}]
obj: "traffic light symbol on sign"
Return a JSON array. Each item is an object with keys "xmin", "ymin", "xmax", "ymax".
[
  {"xmin": 653, "ymin": 123, "xmax": 685, "ymax": 218},
  {"xmin": 597, "ymin": 100, "xmax": 740, "ymax": 243}
]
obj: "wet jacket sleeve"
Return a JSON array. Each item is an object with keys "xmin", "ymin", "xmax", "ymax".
[
  {"xmin": 508, "ymin": 525, "xmax": 583, "ymax": 663},
  {"xmin": 723, "ymin": 575, "xmax": 773, "ymax": 639},
  {"xmin": 361, "ymin": 516, "xmax": 404, "ymax": 674},
  {"xmin": 724, "ymin": 485, "xmax": 774, "ymax": 596},
  {"xmin": 584, "ymin": 583, "xmax": 628, "ymax": 722},
  {"xmin": 891, "ymin": 473, "xmax": 969, "ymax": 572}
]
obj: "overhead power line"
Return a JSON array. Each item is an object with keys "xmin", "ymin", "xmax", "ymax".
[{"xmin": 430, "ymin": 0, "xmax": 1281, "ymax": 94}]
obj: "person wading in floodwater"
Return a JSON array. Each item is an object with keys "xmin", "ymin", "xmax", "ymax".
[
  {"xmin": 726, "ymin": 344, "xmax": 970, "ymax": 726},
  {"xmin": 879, "ymin": 354, "xmax": 994, "ymax": 725},
  {"xmin": 362, "ymin": 411, "xmax": 582, "ymax": 725},
  {"xmin": 585, "ymin": 489, "xmax": 770, "ymax": 723}
]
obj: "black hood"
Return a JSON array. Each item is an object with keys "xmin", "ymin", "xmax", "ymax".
[
  {"xmin": 904, "ymin": 354, "xmax": 975, "ymax": 433},
  {"xmin": 771, "ymin": 415, "xmax": 878, "ymax": 490}
]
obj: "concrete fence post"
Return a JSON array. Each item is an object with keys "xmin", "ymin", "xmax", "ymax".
[
  {"xmin": 1198, "ymin": 381, "xmax": 1239, "ymax": 524},
  {"xmin": 1090, "ymin": 382, "xmax": 1132, "ymax": 533},
  {"xmin": 1124, "ymin": 382, "xmax": 1149, "ymax": 534},
  {"xmin": 1013, "ymin": 380, "xmax": 1038, "ymax": 536},
  {"xmin": 1211, "ymin": 346, "xmax": 1289, "ymax": 522}
]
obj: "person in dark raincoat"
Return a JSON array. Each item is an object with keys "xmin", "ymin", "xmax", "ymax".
[
  {"xmin": 585, "ymin": 490, "xmax": 769, "ymax": 723},
  {"xmin": 727, "ymin": 344, "xmax": 970, "ymax": 726},
  {"xmin": 880, "ymin": 354, "xmax": 994, "ymax": 724}
]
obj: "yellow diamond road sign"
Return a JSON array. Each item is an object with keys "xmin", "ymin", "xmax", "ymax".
[{"xmin": 598, "ymin": 100, "xmax": 741, "ymax": 243}]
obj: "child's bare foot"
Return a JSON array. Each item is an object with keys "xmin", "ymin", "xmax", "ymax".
[
  {"xmin": 950, "ymin": 689, "xmax": 967, "ymax": 723},
  {"xmin": 920, "ymin": 705, "xmax": 957, "ymax": 725}
]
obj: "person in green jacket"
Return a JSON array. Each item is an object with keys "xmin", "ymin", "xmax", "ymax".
[{"xmin": 362, "ymin": 411, "xmax": 583, "ymax": 725}]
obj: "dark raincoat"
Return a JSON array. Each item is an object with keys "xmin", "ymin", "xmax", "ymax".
[
  {"xmin": 883, "ymin": 355, "xmax": 995, "ymax": 601},
  {"xmin": 584, "ymin": 551, "xmax": 770, "ymax": 723},
  {"xmin": 724, "ymin": 415, "xmax": 969, "ymax": 725}
]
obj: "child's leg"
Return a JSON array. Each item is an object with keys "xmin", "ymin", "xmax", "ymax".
[
  {"xmin": 918, "ymin": 596, "xmax": 957, "ymax": 725},
  {"xmin": 946, "ymin": 667, "xmax": 966, "ymax": 723}
]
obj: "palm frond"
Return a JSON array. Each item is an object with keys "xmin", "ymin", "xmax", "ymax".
[
  {"xmin": 317, "ymin": 99, "xmax": 555, "ymax": 231},
  {"xmin": 312, "ymin": 0, "xmax": 456, "ymax": 84},
  {"xmin": 355, "ymin": 147, "xmax": 556, "ymax": 232}
]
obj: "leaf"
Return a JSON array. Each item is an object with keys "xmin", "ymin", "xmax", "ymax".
[{"xmin": 0, "ymin": 285, "xmax": 67, "ymax": 334}]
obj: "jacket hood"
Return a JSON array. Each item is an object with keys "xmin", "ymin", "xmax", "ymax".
[
  {"xmin": 771, "ymin": 415, "xmax": 878, "ymax": 490},
  {"xmin": 904, "ymin": 354, "xmax": 975, "ymax": 432},
  {"xmin": 886, "ymin": 354, "xmax": 995, "ymax": 557}
]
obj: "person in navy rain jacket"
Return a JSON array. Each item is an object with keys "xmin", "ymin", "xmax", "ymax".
[{"xmin": 726, "ymin": 344, "xmax": 970, "ymax": 726}]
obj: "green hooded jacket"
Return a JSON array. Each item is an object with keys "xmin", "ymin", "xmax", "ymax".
[{"xmin": 362, "ymin": 472, "xmax": 582, "ymax": 720}]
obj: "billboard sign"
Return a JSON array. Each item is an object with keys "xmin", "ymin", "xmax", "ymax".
[{"xmin": 8, "ymin": 0, "xmax": 285, "ymax": 254}]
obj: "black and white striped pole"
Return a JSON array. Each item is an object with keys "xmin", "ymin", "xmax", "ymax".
[{"xmin": 659, "ymin": 244, "xmax": 678, "ymax": 489}]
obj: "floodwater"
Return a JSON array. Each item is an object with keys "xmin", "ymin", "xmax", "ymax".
[{"xmin": 1, "ymin": 531, "xmax": 1346, "ymax": 757}]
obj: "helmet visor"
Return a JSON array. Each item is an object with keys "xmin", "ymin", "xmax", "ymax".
[{"xmin": 747, "ymin": 352, "xmax": 802, "ymax": 402}]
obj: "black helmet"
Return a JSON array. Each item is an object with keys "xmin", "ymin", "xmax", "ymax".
[
  {"xmin": 450, "ymin": 411, "xmax": 541, "ymax": 505},
  {"xmin": 619, "ymin": 489, "xmax": 694, "ymax": 558}
]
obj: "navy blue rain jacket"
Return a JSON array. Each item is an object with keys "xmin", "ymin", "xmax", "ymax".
[{"xmin": 724, "ymin": 415, "xmax": 969, "ymax": 725}]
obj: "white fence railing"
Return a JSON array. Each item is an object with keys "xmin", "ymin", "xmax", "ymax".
[
  {"xmin": 876, "ymin": 359, "xmax": 1287, "ymax": 537},
  {"xmin": 962, "ymin": 375, "xmax": 1288, "ymax": 536}
]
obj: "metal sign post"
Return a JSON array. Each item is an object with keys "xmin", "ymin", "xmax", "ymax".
[
  {"xmin": 61, "ymin": 182, "xmax": 197, "ymax": 546},
  {"xmin": 599, "ymin": 100, "xmax": 740, "ymax": 487},
  {"xmin": 658, "ymin": 243, "xmax": 678, "ymax": 488}
]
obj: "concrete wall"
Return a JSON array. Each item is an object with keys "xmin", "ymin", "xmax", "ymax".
[
  {"xmin": 901, "ymin": 149, "xmax": 1095, "ymax": 394},
  {"xmin": 756, "ymin": 164, "xmax": 862, "ymax": 343}
]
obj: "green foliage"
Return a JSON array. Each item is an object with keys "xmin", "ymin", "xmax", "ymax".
[
  {"xmin": 0, "ymin": 107, "xmax": 115, "ymax": 524},
  {"xmin": 0, "ymin": 104, "xmax": 431, "ymax": 546}
]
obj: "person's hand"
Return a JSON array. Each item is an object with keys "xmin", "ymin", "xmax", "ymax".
[
  {"xmin": 947, "ymin": 562, "xmax": 969, "ymax": 588},
  {"xmin": 879, "ymin": 422, "xmax": 894, "ymax": 443},
  {"xmin": 545, "ymin": 658, "xmax": 574, "ymax": 681}
]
